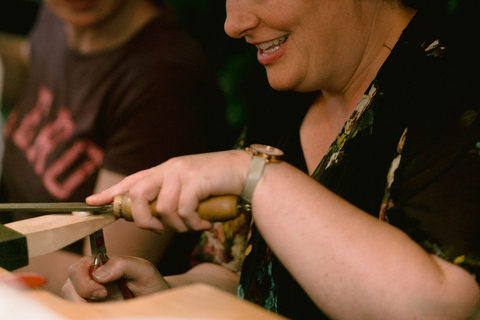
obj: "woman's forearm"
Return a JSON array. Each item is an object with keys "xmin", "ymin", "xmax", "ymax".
[{"xmin": 252, "ymin": 162, "xmax": 480, "ymax": 319}]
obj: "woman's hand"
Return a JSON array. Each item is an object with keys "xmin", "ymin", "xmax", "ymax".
[
  {"xmin": 61, "ymin": 255, "xmax": 169, "ymax": 302},
  {"xmin": 86, "ymin": 151, "xmax": 250, "ymax": 233}
]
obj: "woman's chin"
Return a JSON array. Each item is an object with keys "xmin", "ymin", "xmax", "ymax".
[{"xmin": 266, "ymin": 77, "xmax": 294, "ymax": 92}]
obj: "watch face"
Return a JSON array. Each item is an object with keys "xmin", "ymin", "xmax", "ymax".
[
  {"xmin": 251, "ymin": 144, "xmax": 283, "ymax": 156},
  {"xmin": 249, "ymin": 144, "xmax": 284, "ymax": 161}
]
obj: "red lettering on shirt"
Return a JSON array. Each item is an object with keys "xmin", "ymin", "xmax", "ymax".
[
  {"xmin": 26, "ymin": 107, "xmax": 76, "ymax": 175},
  {"xmin": 43, "ymin": 140, "xmax": 104, "ymax": 199},
  {"xmin": 8, "ymin": 86, "xmax": 104, "ymax": 200},
  {"xmin": 12, "ymin": 86, "xmax": 53, "ymax": 149}
]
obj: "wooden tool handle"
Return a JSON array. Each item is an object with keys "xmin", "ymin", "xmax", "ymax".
[{"xmin": 113, "ymin": 194, "xmax": 241, "ymax": 222}]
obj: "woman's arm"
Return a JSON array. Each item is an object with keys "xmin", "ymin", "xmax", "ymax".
[
  {"xmin": 86, "ymin": 150, "xmax": 480, "ymax": 319},
  {"xmin": 252, "ymin": 161, "xmax": 480, "ymax": 320},
  {"xmin": 165, "ymin": 263, "xmax": 239, "ymax": 294}
]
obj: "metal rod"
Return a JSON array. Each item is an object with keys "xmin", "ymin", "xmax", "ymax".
[{"xmin": 0, "ymin": 202, "xmax": 113, "ymax": 213}]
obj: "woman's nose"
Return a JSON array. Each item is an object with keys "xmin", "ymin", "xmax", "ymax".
[{"xmin": 224, "ymin": 0, "xmax": 259, "ymax": 39}]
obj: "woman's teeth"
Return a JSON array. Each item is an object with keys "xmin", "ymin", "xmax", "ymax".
[{"xmin": 257, "ymin": 36, "xmax": 288, "ymax": 53}]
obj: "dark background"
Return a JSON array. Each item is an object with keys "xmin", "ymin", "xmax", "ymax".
[
  {"xmin": 1, "ymin": 0, "xmax": 479, "ymax": 132},
  {"xmin": 0, "ymin": 0, "xmax": 273, "ymax": 134}
]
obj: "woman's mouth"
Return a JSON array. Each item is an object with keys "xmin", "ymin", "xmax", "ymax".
[
  {"xmin": 257, "ymin": 35, "xmax": 289, "ymax": 54},
  {"xmin": 255, "ymin": 35, "xmax": 289, "ymax": 66}
]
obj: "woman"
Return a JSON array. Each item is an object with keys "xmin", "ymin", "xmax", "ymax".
[{"xmin": 62, "ymin": 0, "xmax": 480, "ymax": 319}]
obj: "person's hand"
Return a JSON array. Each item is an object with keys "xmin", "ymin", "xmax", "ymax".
[
  {"xmin": 86, "ymin": 150, "xmax": 250, "ymax": 233},
  {"xmin": 61, "ymin": 255, "xmax": 169, "ymax": 302}
]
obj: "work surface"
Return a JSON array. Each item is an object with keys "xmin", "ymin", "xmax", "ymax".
[{"xmin": 0, "ymin": 267, "xmax": 287, "ymax": 320}]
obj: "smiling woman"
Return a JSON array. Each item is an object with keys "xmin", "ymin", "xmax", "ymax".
[{"xmin": 60, "ymin": 0, "xmax": 480, "ymax": 319}]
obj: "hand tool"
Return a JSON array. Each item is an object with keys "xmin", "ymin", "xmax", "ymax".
[
  {"xmin": 0, "ymin": 194, "xmax": 241, "ymax": 271},
  {"xmin": 0, "ymin": 194, "xmax": 241, "ymax": 221}
]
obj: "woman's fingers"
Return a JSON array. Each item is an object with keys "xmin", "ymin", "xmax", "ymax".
[
  {"xmin": 87, "ymin": 151, "xmax": 249, "ymax": 232},
  {"xmin": 127, "ymin": 159, "xmax": 210, "ymax": 233},
  {"xmin": 127, "ymin": 172, "xmax": 166, "ymax": 232},
  {"xmin": 154, "ymin": 174, "xmax": 195, "ymax": 232},
  {"xmin": 86, "ymin": 168, "xmax": 155, "ymax": 205},
  {"xmin": 177, "ymin": 186, "xmax": 213, "ymax": 231}
]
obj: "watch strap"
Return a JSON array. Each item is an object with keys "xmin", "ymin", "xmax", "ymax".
[{"xmin": 240, "ymin": 155, "xmax": 267, "ymax": 203}]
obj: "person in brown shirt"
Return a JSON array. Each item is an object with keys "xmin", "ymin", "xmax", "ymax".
[{"xmin": 0, "ymin": 0, "xmax": 229, "ymax": 294}]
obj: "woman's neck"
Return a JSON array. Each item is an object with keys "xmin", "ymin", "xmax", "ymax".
[
  {"xmin": 324, "ymin": 3, "xmax": 417, "ymax": 113},
  {"xmin": 301, "ymin": 3, "xmax": 417, "ymax": 173}
]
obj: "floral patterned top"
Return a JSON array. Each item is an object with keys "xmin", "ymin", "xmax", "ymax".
[{"xmin": 191, "ymin": 9, "xmax": 480, "ymax": 320}]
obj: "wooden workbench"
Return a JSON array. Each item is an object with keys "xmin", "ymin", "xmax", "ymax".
[{"xmin": 0, "ymin": 267, "xmax": 287, "ymax": 320}]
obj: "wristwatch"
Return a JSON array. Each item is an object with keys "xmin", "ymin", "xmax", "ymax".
[{"xmin": 240, "ymin": 144, "xmax": 284, "ymax": 209}]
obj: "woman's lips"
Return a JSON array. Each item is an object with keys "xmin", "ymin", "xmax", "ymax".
[{"xmin": 256, "ymin": 35, "xmax": 289, "ymax": 65}]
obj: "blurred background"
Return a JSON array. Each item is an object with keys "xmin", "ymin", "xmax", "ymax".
[{"xmin": 0, "ymin": 0, "xmax": 274, "ymax": 136}]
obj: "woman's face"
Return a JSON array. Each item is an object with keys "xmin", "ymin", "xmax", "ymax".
[
  {"xmin": 225, "ymin": 0, "xmax": 374, "ymax": 93},
  {"xmin": 44, "ymin": 0, "xmax": 129, "ymax": 29}
]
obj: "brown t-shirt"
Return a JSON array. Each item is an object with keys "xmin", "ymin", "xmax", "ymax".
[{"xmin": 1, "ymin": 5, "xmax": 228, "ymax": 218}]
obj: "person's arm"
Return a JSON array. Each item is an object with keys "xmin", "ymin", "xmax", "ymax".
[
  {"xmin": 165, "ymin": 262, "xmax": 239, "ymax": 294},
  {"xmin": 0, "ymin": 32, "xmax": 30, "ymax": 106},
  {"xmin": 87, "ymin": 150, "xmax": 480, "ymax": 319},
  {"xmin": 251, "ymin": 162, "xmax": 480, "ymax": 320}
]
